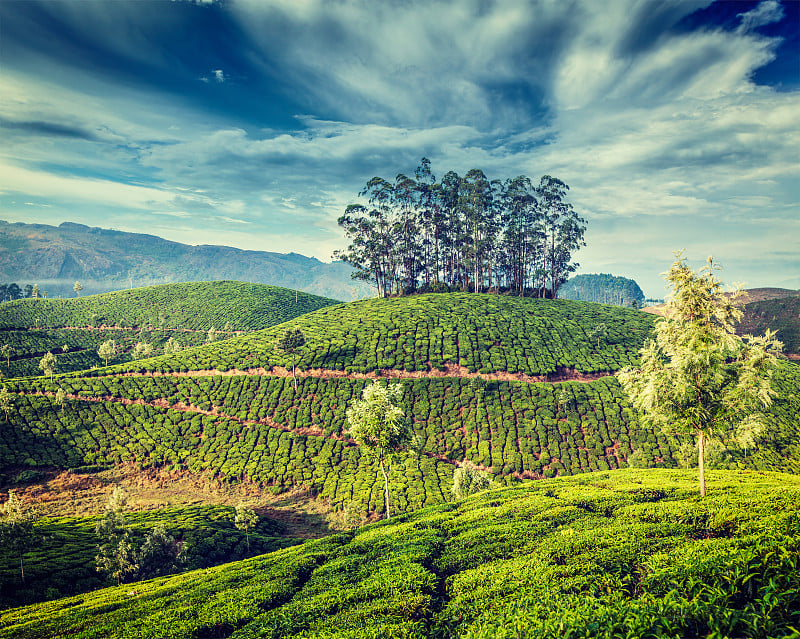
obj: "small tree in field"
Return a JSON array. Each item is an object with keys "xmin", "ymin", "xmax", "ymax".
[
  {"xmin": 346, "ymin": 381, "xmax": 411, "ymax": 519},
  {"xmin": 73, "ymin": 281, "xmax": 83, "ymax": 297},
  {"xmin": 38, "ymin": 351, "xmax": 56, "ymax": 380},
  {"xmin": 277, "ymin": 328, "xmax": 306, "ymax": 391},
  {"xmin": 618, "ymin": 253, "xmax": 782, "ymax": 497},
  {"xmin": 132, "ymin": 342, "xmax": 153, "ymax": 360},
  {"xmin": 98, "ymin": 340, "xmax": 116, "ymax": 366},
  {"xmin": 95, "ymin": 487, "xmax": 137, "ymax": 585},
  {"xmin": 0, "ymin": 344, "xmax": 12, "ymax": 369},
  {"xmin": 0, "ymin": 386, "xmax": 13, "ymax": 422},
  {"xmin": 234, "ymin": 504, "xmax": 258, "ymax": 552},
  {"xmin": 0, "ymin": 491, "xmax": 40, "ymax": 584},
  {"xmin": 55, "ymin": 387, "xmax": 66, "ymax": 411},
  {"xmin": 452, "ymin": 460, "xmax": 492, "ymax": 498},
  {"xmin": 164, "ymin": 336, "xmax": 181, "ymax": 355}
]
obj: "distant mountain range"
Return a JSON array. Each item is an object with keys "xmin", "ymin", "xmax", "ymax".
[{"xmin": 0, "ymin": 220, "xmax": 373, "ymax": 300}]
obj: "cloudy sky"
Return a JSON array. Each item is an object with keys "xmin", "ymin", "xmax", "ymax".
[{"xmin": 1, "ymin": 0, "xmax": 798, "ymax": 296}]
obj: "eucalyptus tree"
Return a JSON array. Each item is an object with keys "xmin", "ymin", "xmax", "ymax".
[{"xmin": 38, "ymin": 351, "xmax": 56, "ymax": 380}]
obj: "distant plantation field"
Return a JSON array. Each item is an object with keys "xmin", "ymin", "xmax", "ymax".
[
  {"xmin": 91, "ymin": 294, "xmax": 656, "ymax": 377},
  {"xmin": 0, "ymin": 281, "xmax": 340, "ymax": 377},
  {"xmin": 0, "ymin": 504, "xmax": 302, "ymax": 610},
  {"xmin": 2, "ymin": 469, "xmax": 798, "ymax": 638}
]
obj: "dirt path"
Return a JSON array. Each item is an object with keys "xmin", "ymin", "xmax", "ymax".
[{"xmin": 113, "ymin": 363, "xmax": 612, "ymax": 384}]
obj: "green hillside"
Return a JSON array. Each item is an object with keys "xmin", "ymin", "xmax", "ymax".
[
  {"xmin": 558, "ymin": 273, "xmax": 645, "ymax": 307},
  {"xmin": 91, "ymin": 293, "xmax": 656, "ymax": 376},
  {"xmin": 738, "ymin": 294, "xmax": 800, "ymax": 355},
  {"xmin": 0, "ymin": 504, "xmax": 301, "ymax": 610},
  {"xmin": 0, "ymin": 281, "xmax": 340, "ymax": 377},
  {"xmin": 2, "ymin": 469, "xmax": 799, "ymax": 639}
]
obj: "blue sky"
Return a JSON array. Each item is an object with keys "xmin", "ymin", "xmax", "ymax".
[{"xmin": 1, "ymin": 0, "xmax": 798, "ymax": 296}]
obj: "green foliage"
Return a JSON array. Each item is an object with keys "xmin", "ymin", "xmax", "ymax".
[
  {"xmin": 235, "ymin": 504, "xmax": 258, "ymax": 551},
  {"xmin": 94, "ymin": 294, "xmax": 655, "ymax": 377},
  {"xmin": 97, "ymin": 340, "xmax": 116, "ymax": 367},
  {"xmin": 619, "ymin": 254, "xmax": 783, "ymax": 496},
  {"xmin": 1, "ymin": 470, "xmax": 799, "ymax": 638},
  {"xmin": 0, "ymin": 491, "xmax": 40, "ymax": 586},
  {"xmin": 559, "ymin": 273, "xmax": 646, "ymax": 306},
  {"xmin": 452, "ymin": 461, "xmax": 492, "ymax": 498},
  {"xmin": 37, "ymin": 352, "xmax": 55, "ymax": 380}
]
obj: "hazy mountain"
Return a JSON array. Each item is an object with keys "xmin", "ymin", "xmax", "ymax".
[{"xmin": 0, "ymin": 220, "xmax": 372, "ymax": 300}]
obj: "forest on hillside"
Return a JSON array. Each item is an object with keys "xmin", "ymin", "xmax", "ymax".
[
  {"xmin": 335, "ymin": 159, "xmax": 586, "ymax": 298},
  {"xmin": 559, "ymin": 274, "xmax": 645, "ymax": 307}
]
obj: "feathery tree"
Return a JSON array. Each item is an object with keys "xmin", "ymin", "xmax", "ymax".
[
  {"xmin": 234, "ymin": 504, "xmax": 258, "ymax": 552},
  {"xmin": 55, "ymin": 387, "xmax": 66, "ymax": 411},
  {"xmin": 0, "ymin": 344, "xmax": 12, "ymax": 369},
  {"xmin": 346, "ymin": 382, "xmax": 411, "ymax": 519},
  {"xmin": 0, "ymin": 386, "xmax": 13, "ymax": 422},
  {"xmin": 97, "ymin": 340, "xmax": 116, "ymax": 366},
  {"xmin": 38, "ymin": 351, "xmax": 56, "ymax": 380},
  {"xmin": 73, "ymin": 281, "xmax": 83, "ymax": 297},
  {"xmin": 132, "ymin": 342, "xmax": 153, "ymax": 360},
  {"xmin": 95, "ymin": 487, "xmax": 138, "ymax": 585},
  {"xmin": 277, "ymin": 328, "xmax": 306, "ymax": 391},
  {"xmin": 1, "ymin": 491, "xmax": 41, "ymax": 585},
  {"xmin": 617, "ymin": 253, "xmax": 783, "ymax": 497},
  {"xmin": 163, "ymin": 336, "xmax": 181, "ymax": 355}
]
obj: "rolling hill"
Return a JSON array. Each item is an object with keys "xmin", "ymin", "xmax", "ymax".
[
  {"xmin": 3, "ymin": 293, "xmax": 799, "ymax": 524},
  {"xmin": 2, "ymin": 469, "xmax": 799, "ymax": 638},
  {"xmin": 0, "ymin": 281, "xmax": 340, "ymax": 377},
  {"xmin": 0, "ymin": 220, "xmax": 372, "ymax": 301}
]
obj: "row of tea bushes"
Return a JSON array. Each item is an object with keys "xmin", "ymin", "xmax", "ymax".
[
  {"xmin": 0, "ymin": 391, "xmax": 453, "ymax": 515},
  {"xmin": 0, "ymin": 281, "xmax": 339, "ymax": 332},
  {"xmin": 2, "ymin": 470, "xmax": 798, "ymax": 638},
  {"xmin": 0, "ymin": 504, "xmax": 301, "ymax": 610}
]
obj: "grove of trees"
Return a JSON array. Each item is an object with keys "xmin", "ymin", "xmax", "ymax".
[{"xmin": 335, "ymin": 159, "xmax": 586, "ymax": 298}]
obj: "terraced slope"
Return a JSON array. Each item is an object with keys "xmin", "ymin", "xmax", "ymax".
[
  {"xmin": 91, "ymin": 294, "xmax": 656, "ymax": 377},
  {"xmin": 0, "ymin": 282, "xmax": 340, "ymax": 377},
  {"xmin": 2, "ymin": 469, "xmax": 799, "ymax": 639},
  {"xmin": 738, "ymin": 294, "xmax": 800, "ymax": 356}
]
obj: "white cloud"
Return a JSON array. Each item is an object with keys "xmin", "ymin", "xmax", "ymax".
[{"xmin": 737, "ymin": 0, "xmax": 784, "ymax": 34}]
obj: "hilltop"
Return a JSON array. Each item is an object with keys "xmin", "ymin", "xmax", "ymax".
[
  {"xmin": 2, "ymin": 469, "xmax": 799, "ymax": 638},
  {"xmin": 0, "ymin": 220, "xmax": 372, "ymax": 301},
  {"xmin": 0, "ymin": 281, "xmax": 339, "ymax": 377}
]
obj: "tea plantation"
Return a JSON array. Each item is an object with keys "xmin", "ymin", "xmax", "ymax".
[
  {"xmin": 2, "ymin": 469, "xmax": 798, "ymax": 638},
  {"xmin": 0, "ymin": 504, "xmax": 302, "ymax": 609},
  {"xmin": 0, "ymin": 282, "xmax": 340, "ymax": 377},
  {"xmin": 88, "ymin": 293, "xmax": 657, "ymax": 376}
]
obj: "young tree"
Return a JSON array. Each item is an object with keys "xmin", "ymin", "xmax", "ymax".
[
  {"xmin": 73, "ymin": 281, "xmax": 83, "ymax": 297},
  {"xmin": 163, "ymin": 336, "xmax": 181, "ymax": 355},
  {"xmin": 277, "ymin": 328, "xmax": 306, "ymax": 391},
  {"xmin": 132, "ymin": 342, "xmax": 153, "ymax": 360},
  {"xmin": 0, "ymin": 386, "xmax": 13, "ymax": 422},
  {"xmin": 136, "ymin": 525, "xmax": 185, "ymax": 580},
  {"xmin": 31, "ymin": 284, "xmax": 39, "ymax": 299},
  {"xmin": 0, "ymin": 491, "xmax": 40, "ymax": 584},
  {"xmin": 98, "ymin": 339, "xmax": 116, "ymax": 366},
  {"xmin": 95, "ymin": 487, "xmax": 138, "ymax": 585},
  {"xmin": 55, "ymin": 387, "xmax": 66, "ymax": 411},
  {"xmin": 234, "ymin": 504, "xmax": 258, "ymax": 552},
  {"xmin": 206, "ymin": 326, "xmax": 217, "ymax": 344},
  {"xmin": 0, "ymin": 344, "xmax": 13, "ymax": 369},
  {"xmin": 346, "ymin": 381, "xmax": 412, "ymax": 519},
  {"xmin": 618, "ymin": 253, "xmax": 783, "ymax": 497},
  {"xmin": 452, "ymin": 460, "xmax": 492, "ymax": 498},
  {"xmin": 38, "ymin": 351, "xmax": 56, "ymax": 380}
]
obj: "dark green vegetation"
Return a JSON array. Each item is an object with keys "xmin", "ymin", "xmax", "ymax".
[
  {"xmin": 0, "ymin": 220, "xmax": 372, "ymax": 300},
  {"xmin": 0, "ymin": 504, "xmax": 301, "ymax": 610},
  {"xmin": 0, "ymin": 282, "xmax": 339, "ymax": 377},
  {"xmin": 559, "ymin": 273, "xmax": 645, "ymax": 307},
  {"xmin": 97, "ymin": 294, "xmax": 656, "ymax": 376},
  {"xmin": 337, "ymin": 161, "xmax": 585, "ymax": 298},
  {"xmin": 739, "ymin": 294, "xmax": 800, "ymax": 355},
  {"xmin": 2, "ymin": 470, "xmax": 799, "ymax": 638}
]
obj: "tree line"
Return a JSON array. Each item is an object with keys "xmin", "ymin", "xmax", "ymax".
[
  {"xmin": 334, "ymin": 158, "xmax": 587, "ymax": 298},
  {"xmin": 1, "ymin": 283, "xmax": 44, "ymax": 302}
]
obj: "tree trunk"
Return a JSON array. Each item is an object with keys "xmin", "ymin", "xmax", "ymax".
[
  {"xmin": 380, "ymin": 457, "xmax": 391, "ymax": 519},
  {"xmin": 698, "ymin": 430, "xmax": 706, "ymax": 497},
  {"xmin": 291, "ymin": 352, "xmax": 297, "ymax": 391},
  {"xmin": 20, "ymin": 553, "xmax": 25, "ymax": 584}
]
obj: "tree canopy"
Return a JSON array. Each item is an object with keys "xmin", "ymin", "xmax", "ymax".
[
  {"xmin": 334, "ymin": 159, "xmax": 586, "ymax": 298},
  {"xmin": 618, "ymin": 253, "xmax": 783, "ymax": 496}
]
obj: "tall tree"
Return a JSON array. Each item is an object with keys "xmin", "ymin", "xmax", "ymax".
[
  {"xmin": 73, "ymin": 281, "xmax": 83, "ymax": 297},
  {"xmin": 234, "ymin": 504, "xmax": 258, "ymax": 552},
  {"xmin": 97, "ymin": 340, "xmax": 116, "ymax": 366},
  {"xmin": 0, "ymin": 385, "xmax": 14, "ymax": 422},
  {"xmin": 618, "ymin": 253, "xmax": 783, "ymax": 497},
  {"xmin": 0, "ymin": 491, "xmax": 41, "ymax": 584},
  {"xmin": 38, "ymin": 351, "xmax": 56, "ymax": 380},
  {"xmin": 346, "ymin": 382, "xmax": 412, "ymax": 519},
  {"xmin": 278, "ymin": 328, "xmax": 306, "ymax": 391},
  {"xmin": 95, "ymin": 487, "xmax": 138, "ymax": 585},
  {"xmin": 0, "ymin": 344, "xmax": 13, "ymax": 369}
]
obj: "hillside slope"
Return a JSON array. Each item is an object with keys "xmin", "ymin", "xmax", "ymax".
[
  {"xmin": 738, "ymin": 294, "xmax": 800, "ymax": 356},
  {"xmin": 0, "ymin": 282, "xmax": 340, "ymax": 378},
  {"xmin": 4, "ymin": 294, "xmax": 799, "ymax": 519},
  {"xmin": 0, "ymin": 220, "xmax": 372, "ymax": 300},
  {"xmin": 2, "ymin": 469, "xmax": 799, "ymax": 639}
]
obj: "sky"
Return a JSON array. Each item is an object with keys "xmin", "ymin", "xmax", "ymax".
[{"xmin": 0, "ymin": 0, "xmax": 798, "ymax": 297}]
